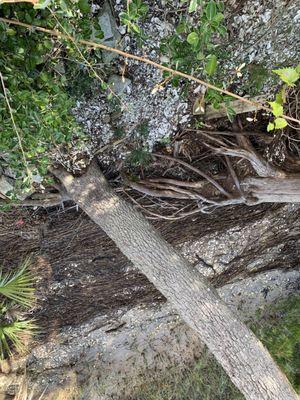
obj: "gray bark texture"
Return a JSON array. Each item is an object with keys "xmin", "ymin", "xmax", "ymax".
[
  {"xmin": 242, "ymin": 176, "xmax": 300, "ymax": 204},
  {"xmin": 52, "ymin": 161, "xmax": 298, "ymax": 400}
]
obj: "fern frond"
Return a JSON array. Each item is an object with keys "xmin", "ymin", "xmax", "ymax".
[{"xmin": 0, "ymin": 259, "xmax": 35, "ymax": 308}]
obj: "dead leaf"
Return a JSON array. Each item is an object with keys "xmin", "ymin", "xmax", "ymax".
[{"xmin": 193, "ymin": 94, "xmax": 206, "ymax": 115}]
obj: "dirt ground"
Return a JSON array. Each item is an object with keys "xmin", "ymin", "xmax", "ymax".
[{"xmin": 0, "ymin": 202, "xmax": 296, "ymax": 333}]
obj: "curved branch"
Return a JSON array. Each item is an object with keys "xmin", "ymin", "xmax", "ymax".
[
  {"xmin": 214, "ymin": 147, "xmax": 285, "ymax": 178},
  {"xmin": 128, "ymin": 180, "xmax": 217, "ymax": 204},
  {"xmin": 152, "ymin": 153, "xmax": 231, "ymax": 198},
  {"xmin": 146, "ymin": 177, "xmax": 209, "ymax": 189}
]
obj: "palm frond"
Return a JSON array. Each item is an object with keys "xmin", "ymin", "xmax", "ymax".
[
  {"xmin": 0, "ymin": 259, "xmax": 35, "ymax": 308},
  {"xmin": 0, "ymin": 319, "xmax": 37, "ymax": 360},
  {"xmin": 14, "ymin": 379, "xmax": 47, "ymax": 400}
]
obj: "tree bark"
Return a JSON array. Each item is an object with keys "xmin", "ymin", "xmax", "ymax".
[
  {"xmin": 51, "ymin": 161, "xmax": 298, "ymax": 400},
  {"xmin": 242, "ymin": 176, "xmax": 300, "ymax": 203}
]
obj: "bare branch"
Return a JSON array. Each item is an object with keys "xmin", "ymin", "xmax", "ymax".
[
  {"xmin": 123, "ymin": 189, "xmax": 202, "ymax": 220},
  {"xmin": 214, "ymin": 147, "xmax": 285, "ymax": 178},
  {"xmin": 146, "ymin": 177, "xmax": 208, "ymax": 189},
  {"xmin": 152, "ymin": 153, "xmax": 231, "ymax": 198},
  {"xmin": 127, "ymin": 180, "xmax": 217, "ymax": 204},
  {"xmin": 225, "ymin": 156, "xmax": 243, "ymax": 196}
]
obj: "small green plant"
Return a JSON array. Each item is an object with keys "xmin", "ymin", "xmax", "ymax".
[
  {"xmin": 113, "ymin": 126, "xmax": 126, "ymax": 138},
  {"xmin": 159, "ymin": 1, "xmax": 234, "ymax": 116},
  {"xmin": 246, "ymin": 63, "xmax": 269, "ymax": 95},
  {"xmin": 0, "ymin": 319, "xmax": 36, "ymax": 360},
  {"xmin": 119, "ymin": 0, "xmax": 148, "ymax": 34},
  {"xmin": 267, "ymin": 65, "xmax": 300, "ymax": 131},
  {"xmin": 205, "ymin": 88, "xmax": 236, "ymax": 120},
  {"xmin": 128, "ymin": 147, "xmax": 151, "ymax": 167},
  {"xmin": 0, "ymin": 259, "xmax": 37, "ymax": 359},
  {"xmin": 0, "ymin": 259, "xmax": 35, "ymax": 307},
  {"xmin": 160, "ymin": 1, "xmax": 226, "ymax": 76},
  {"xmin": 127, "ymin": 120, "xmax": 151, "ymax": 167},
  {"xmin": 136, "ymin": 120, "xmax": 150, "ymax": 139}
]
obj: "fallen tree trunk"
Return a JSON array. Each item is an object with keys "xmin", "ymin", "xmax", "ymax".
[
  {"xmin": 242, "ymin": 176, "xmax": 300, "ymax": 203},
  {"xmin": 51, "ymin": 161, "xmax": 298, "ymax": 400}
]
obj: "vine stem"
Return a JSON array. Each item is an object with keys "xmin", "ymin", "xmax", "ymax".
[
  {"xmin": 0, "ymin": 71, "xmax": 32, "ymax": 181},
  {"xmin": 0, "ymin": 17, "xmax": 300, "ymax": 125}
]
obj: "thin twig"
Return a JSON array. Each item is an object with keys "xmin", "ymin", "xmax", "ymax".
[
  {"xmin": 200, "ymin": 196, "xmax": 248, "ymax": 213},
  {"xmin": 225, "ymin": 156, "xmax": 243, "ymax": 196},
  {"xmin": 1, "ymin": 17, "xmax": 299, "ymax": 125},
  {"xmin": 128, "ymin": 179, "xmax": 215, "ymax": 201},
  {"xmin": 94, "ymin": 137, "xmax": 126, "ymax": 155},
  {"xmin": 48, "ymin": 9, "xmax": 125, "ymax": 107},
  {"xmin": 123, "ymin": 189, "xmax": 185, "ymax": 220},
  {"xmin": 123, "ymin": 189, "xmax": 203, "ymax": 220},
  {"xmin": 147, "ymin": 177, "xmax": 208, "ymax": 188},
  {"xmin": 184, "ymin": 128, "xmax": 267, "ymax": 137},
  {"xmin": 138, "ymin": 179, "xmax": 217, "ymax": 204},
  {"xmin": 193, "ymin": 130, "xmax": 235, "ymax": 148}
]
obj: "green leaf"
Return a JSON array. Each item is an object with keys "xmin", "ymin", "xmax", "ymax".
[
  {"xmin": 274, "ymin": 117, "xmax": 288, "ymax": 129},
  {"xmin": 176, "ymin": 21, "xmax": 187, "ymax": 34},
  {"xmin": 275, "ymin": 91, "xmax": 284, "ymax": 105},
  {"xmin": 205, "ymin": 54, "xmax": 217, "ymax": 76},
  {"xmin": 139, "ymin": 3, "xmax": 149, "ymax": 16},
  {"xmin": 269, "ymin": 101, "xmax": 283, "ymax": 117},
  {"xmin": 78, "ymin": 0, "xmax": 90, "ymax": 13},
  {"xmin": 187, "ymin": 32, "xmax": 200, "ymax": 47},
  {"xmin": 217, "ymin": 25, "xmax": 227, "ymax": 37},
  {"xmin": 205, "ymin": 1, "xmax": 217, "ymax": 20},
  {"xmin": 197, "ymin": 52, "xmax": 205, "ymax": 60},
  {"xmin": 36, "ymin": 146, "xmax": 45, "ymax": 153},
  {"xmin": 0, "ymin": 259, "xmax": 35, "ymax": 308},
  {"xmin": 131, "ymin": 23, "xmax": 141, "ymax": 33},
  {"xmin": 188, "ymin": 0, "xmax": 198, "ymax": 13},
  {"xmin": 272, "ymin": 67, "xmax": 299, "ymax": 86},
  {"xmin": 0, "ymin": 319, "xmax": 37, "ymax": 360},
  {"xmin": 267, "ymin": 122, "xmax": 275, "ymax": 132},
  {"xmin": 213, "ymin": 12, "xmax": 224, "ymax": 23}
]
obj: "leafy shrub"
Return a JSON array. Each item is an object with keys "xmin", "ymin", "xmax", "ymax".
[
  {"xmin": 267, "ymin": 65, "xmax": 300, "ymax": 131},
  {"xmin": 160, "ymin": 0, "xmax": 226, "ymax": 76},
  {"xmin": 0, "ymin": 0, "xmax": 102, "ymax": 192},
  {"xmin": 120, "ymin": 0, "xmax": 148, "ymax": 34}
]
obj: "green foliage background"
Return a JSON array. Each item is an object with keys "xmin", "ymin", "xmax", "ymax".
[{"xmin": 0, "ymin": 0, "xmax": 102, "ymax": 192}]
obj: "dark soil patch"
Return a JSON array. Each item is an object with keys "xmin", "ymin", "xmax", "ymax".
[{"xmin": 0, "ymin": 202, "xmax": 282, "ymax": 334}]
